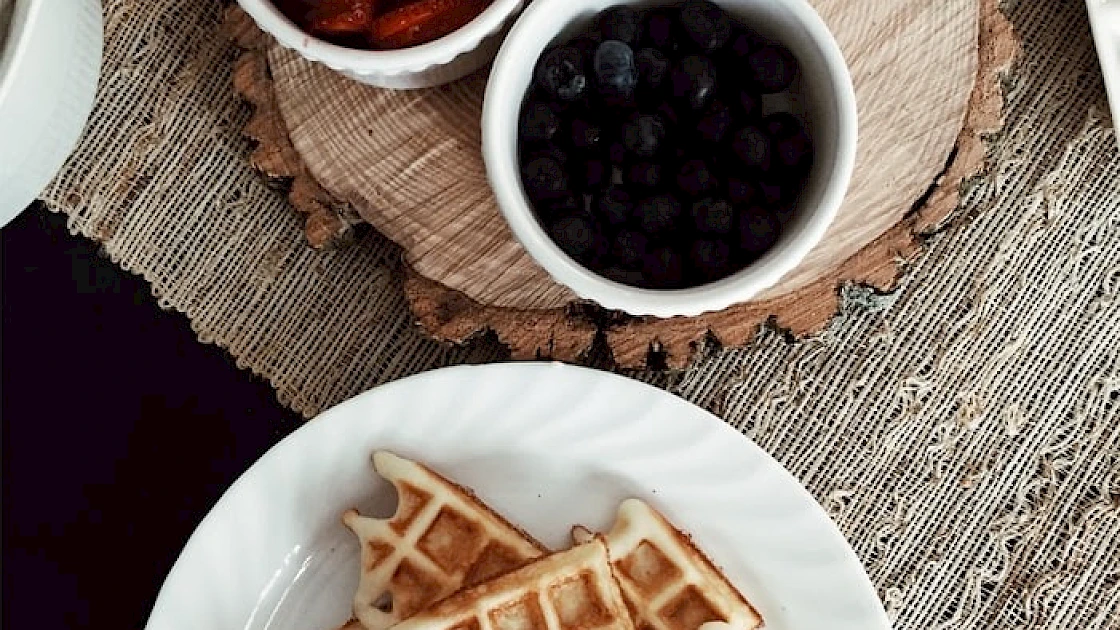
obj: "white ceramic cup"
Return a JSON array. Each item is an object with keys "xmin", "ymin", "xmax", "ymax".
[
  {"xmin": 0, "ymin": 0, "xmax": 103, "ymax": 229},
  {"xmin": 483, "ymin": 0, "xmax": 858, "ymax": 318},
  {"xmin": 236, "ymin": 0, "xmax": 526, "ymax": 89}
]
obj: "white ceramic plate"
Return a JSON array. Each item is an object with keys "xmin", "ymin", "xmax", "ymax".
[
  {"xmin": 1088, "ymin": 0, "xmax": 1120, "ymax": 131},
  {"xmin": 144, "ymin": 363, "xmax": 889, "ymax": 630}
]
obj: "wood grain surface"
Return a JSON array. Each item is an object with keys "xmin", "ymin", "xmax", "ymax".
[{"xmin": 226, "ymin": 0, "xmax": 1018, "ymax": 367}]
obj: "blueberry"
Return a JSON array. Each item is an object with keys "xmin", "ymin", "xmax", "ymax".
[
  {"xmin": 570, "ymin": 36, "xmax": 599, "ymax": 60},
  {"xmin": 763, "ymin": 112, "xmax": 812, "ymax": 173},
  {"xmin": 775, "ymin": 129, "xmax": 813, "ymax": 172},
  {"xmin": 679, "ymin": 0, "xmax": 732, "ymax": 52},
  {"xmin": 676, "ymin": 159, "xmax": 718, "ymax": 197},
  {"xmin": 762, "ymin": 111, "xmax": 803, "ymax": 138},
  {"xmin": 535, "ymin": 46, "xmax": 588, "ymax": 101},
  {"xmin": 607, "ymin": 140, "xmax": 628, "ymax": 164},
  {"xmin": 737, "ymin": 89, "xmax": 761, "ymax": 120},
  {"xmin": 611, "ymin": 229, "xmax": 649, "ymax": 266},
  {"xmin": 601, "ymin": 265, "xmax": 647, "ymax": 286},
  {"xmin": 688, "ymin": 239, "xmax": 732, "ymax": 281},
  {"xmin": 596, "ymin": 187, "xmax": 634, "ymax": 226},
  {"xmin": 598, "ymin": 6, "xmax": 640, "ymax": 46},
  {"xmin": 726, "ymin": 176, "xmax": 758, "ymax": 205},
  {"xmin": 690, "ymin": 197, "xmax": 734, "ymax": 234},
  {"xmin": 728, "ymin": 29, "xmax": 762, "ymax": 59},
  {"xmin": 521, "ymin": 156, "xmax": 567, "ymax": 199},
  {"xmin": 626, "ymin": 161, "xmax": 663, "ymax": 189},
  {"xmin": 521, "ymin": 143, "xmax": 569, "ymax": 167},
  {"xmin": 737, "ymin": 208, "xmax": 781, "ymax": 256},
  {"xmin": 636, "ymin": 194, "xmax": 683, "ymax": 235},
  {"xmin": 695, "ymin": 100, "xmax": 732, "ymax": 143},
  {"xmin": 519, "ymin": 102, "xmax": 561, "ymax": 142},
  {"xmin": 582, "ymin": 158, "xmax": 610, "ymax": 190},
  {"xmin": 549, "ymin": 213, "xmax": 602, "ymax": 261},
  {"xmin": 642, "ymin": 246, "xmax": 686, "ymax": 288},
  {"xmin": 569, "ymin": 117, "xmax": 603, "ymax": 151},
  {"xmin": 593, "ymin": 40, "xmax": 638, "ymax": 101},
  {"xmin": 758, "ymin": 179, "xmax": 784, "ymax": 205},
  {"xmin": 545, "ymin": 194, "xmax": 581, "ymax": 217},
  {"xmin": 670, "ymin": 55, "xmax": 717, "ymax": 111},
  {"xmin": 622, "ymin": 113, "xmax": 666, "ymax": 158},
  {"xmin": 641, "ymin": 9, "xmax": 678, "ymax": 51},
  {"xmin": 731, "ymin": 125, "xmax": 771, "ymax": 170},
  {"xmin": 635, "ymin": 48, "xmax": 669, "ymax": 90},
  {"xmin": 749, "ymin": 44, "xmax": 797, "ymax": 93},
  {"xmin": 655, "ymin": 101, "xmax": 681, "ymax": 126}
]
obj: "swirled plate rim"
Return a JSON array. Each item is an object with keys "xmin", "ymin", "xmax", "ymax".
[{"xmin": 145, "ymin": 362, "xmax": 889, "ymax": 630}]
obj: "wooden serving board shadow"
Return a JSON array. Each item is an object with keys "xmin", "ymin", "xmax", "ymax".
[{"xmin": 223, "ymin": 0, "xmax": 1018, "ymax": 369}]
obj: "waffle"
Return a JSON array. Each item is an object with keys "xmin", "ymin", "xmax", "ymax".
[
  {"xmin": 571, "ymin": 499, "xmax": 763, "ymax": 630},
  {"xmin": 388, "ymin": 537, "xmax": 635, "ymax": 630},
  {"xmin": 343, "ymin": 451, "xmax": 548, "ymax": 630}
]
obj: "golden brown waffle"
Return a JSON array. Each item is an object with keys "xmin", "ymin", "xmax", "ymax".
[
  {"xmin": 389, "ymin": 537, "xmax": 635, "ymax": 630},
  {"xmin": 343, "ymin": 451, "xmax": 548, "ymax": 630},
  {"xmin": 572, "ymin": 499, "xmax": 762, "ymax": 630}
]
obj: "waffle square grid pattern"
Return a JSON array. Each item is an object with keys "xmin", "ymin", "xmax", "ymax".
[{"xmin": 340, "ymin": 452, "xmax": 762, "ymax": 630}]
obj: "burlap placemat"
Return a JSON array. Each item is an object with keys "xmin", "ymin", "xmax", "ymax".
[{"xmin": 39, "ymin": 0, "xmax": 1120, "ymax": 627}]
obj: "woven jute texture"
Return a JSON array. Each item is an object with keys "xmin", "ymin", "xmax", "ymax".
[{"xmin": 40, "ymin": 0, "xmax": 1120, "ymax": 627}]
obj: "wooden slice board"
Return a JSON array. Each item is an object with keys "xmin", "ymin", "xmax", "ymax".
[{"xmin": 224, "ymin": 0, "xmax": 1018, "ymax": 368}]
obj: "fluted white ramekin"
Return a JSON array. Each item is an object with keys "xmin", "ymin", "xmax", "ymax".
[
  {"xmin": 236, "ymin": 0, "xmax": 525, "ymax": 89},
  {"xmin": 483, "ymin": 0, "xmax": 858, "ymax": 318}
]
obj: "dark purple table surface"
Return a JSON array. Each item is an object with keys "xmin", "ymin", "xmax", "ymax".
[{"xmin": 2, "ymin": 204, "xmax": 303, "ymax": 629}]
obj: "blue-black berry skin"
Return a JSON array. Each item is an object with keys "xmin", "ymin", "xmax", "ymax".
[
  {"xmin": 599, "ymin": 6, "xmax": 641, "ymax": 45},
  {"xmin": 636, "ymin": 194, "xmax": 683, "ymax": 235},
  {"xmin": 726, "ymin": 176, "xmax": 758, "ymax": 205},
  {"xmin": 622, "ymin": 113, "xmax": 666, "ymax": 158},
  {"xmin": 642, "ymin": 246, "xmax": 686, "ymax": 288},
  {"xmin": 521, "ymin": 156, "xmax": 568, "ymax": 200},
  {"xmin": 736, "ymin": 88, "xmax": 761, "ymax": 120},
  {"xmin": 641, "ymin": 9, "xmax": 678, "ymax": 51},
  {"xmin": 547, "ymin": 194, "xmax": 581, "ymax": 217},
  {"xmin": 601, "ymin": 265, "xmax": 647, "ymax": 286},
  {"xmin": 749, "ymin": 44, "xmax": 797, "ymax": 93},
  {"xmin": 689, "ymin": 239, "xmax": 732, "ymax": 281},
  {"xmin": 691, "ymin": 197, "xmax": 734, "ymax": 234},
  {"xmin": 679, "ymin": 0, "xmax": 732, "ymax": 52},
  {"xmin": 635, "ymin": 48, "xmax": 669, "ymax": 91},
  {"xmin": 549, "ymin": 214, "xmax": 598, "ymax": 259},
  {"xmin": 728, "ymin": 29, "xmax": 762, "ymax": 59},
  {"xmin": 696, "ymin": 100, "xmax": 733, "ymax": 143},
  {"xmin": 763, "ymin": 112, "xmax": 813, "ymax": 174},
  {"xmin": 597, "ymin": 186, "xmax": 634, "ymax": 226},
  {"xmin": 626, "ymin": 161, "xmax": 663, "ymax": 189},
  {"xmin": 582, "ymin": 158, "xmax": 610, "ymax": 191},
  {"xmin": 520, "ymin": 102, "xmax": 561, "ymax": 142},
  {"xmin": 569, "ymin": 117, "xmax": 603, "ymax": 152},
  {"xmin": 535, "ymin": 46, "xmax": 589, "ymax": 101},
  {"xmin": 731, "ymin": 125, "xmax": 771, "ymax": 171},
  {"xmin": 520, "ymin": 2, "xmax": 810, "ymax": 286},
  {"xmin": 737, "ymin": 208, "xmax": 781, "ymax": 256},
  {"xmin": 670, "ymin": 55, "xmax": 718, "ymax": 111},
  {"xmin": 612, "ymin": 229, "xmax": 649, "ymax": 266},
  {"xmin": 676, "ymin": 159, "xmax": 718, "ymax": 198},
  {"xmin": 593, "ymin": 40, "xmax": 638, "ymax": 100}
]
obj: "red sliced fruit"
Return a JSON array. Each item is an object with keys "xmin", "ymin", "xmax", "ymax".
[
  {"xmin": 369, "ymin": 0, "xmax": 489, "ymax": 49},
  {"xmin": 309, "ymin": 0, "xmax": 377, "ymax": 36}
]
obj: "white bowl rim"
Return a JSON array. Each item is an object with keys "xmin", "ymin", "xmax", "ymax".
[
  {"xmin": 235, "ymin": 0, "xmax": 524, "ymax": 76},
  {"xmin": 0, "ymin": 0, "xmax": 42, "ymax": 104},
  {"xmin": 482, "ymin": 0, "xmax": 859, "ymax": 318}
]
